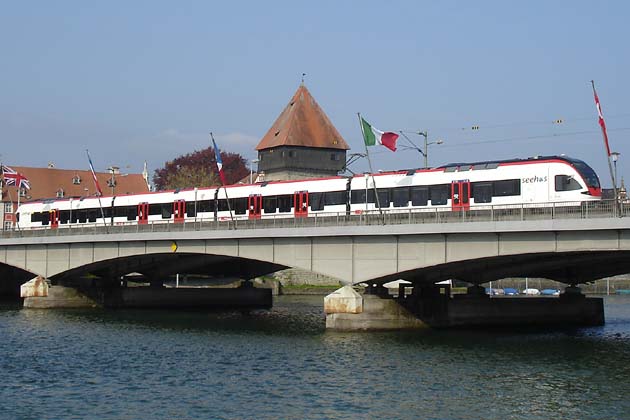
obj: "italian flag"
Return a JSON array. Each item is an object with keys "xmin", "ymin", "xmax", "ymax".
[{"xmin": 360, "ymin": 117, "xmax": 399, "ymax": 152}]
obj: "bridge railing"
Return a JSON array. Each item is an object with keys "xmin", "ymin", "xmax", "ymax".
[{"xmin": 2, "ymin": 200, "xmax": 627, "ymax": 239}]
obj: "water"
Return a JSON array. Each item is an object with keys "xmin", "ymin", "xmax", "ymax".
[{"xmin": 1, "ymin": 295, "xmax": 630, "ymax": 420}]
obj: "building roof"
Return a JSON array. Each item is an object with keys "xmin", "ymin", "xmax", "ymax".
[
  {"xmin": 255, "ymin": 84, "xmax": 350, "ymax": 151},
  {"xmin": 1, "ymin": 166, "xmax": 149, "ymax": 202}
]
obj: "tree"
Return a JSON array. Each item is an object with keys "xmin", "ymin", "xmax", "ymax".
[{"xmin": 153, "ymin": 147, "xmax": 249, "ymax": 190}]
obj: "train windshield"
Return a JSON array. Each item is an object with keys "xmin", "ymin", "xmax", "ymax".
[{"xmin": 569, "ymin": 159, "xmax": 600, "ymax": 188}]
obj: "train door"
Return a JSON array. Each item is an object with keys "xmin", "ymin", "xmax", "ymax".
[
  {"xmin": 294, "ymin": 191, "xmax": 308, "ymax": 218},
  {"xmin": 173, "ymin": 200, "xmax": 185, "ymax": 223},
  {"xmin": 50, "ymin": 209, "xmax": 59, "ymax": 229},
  {"xmin": 248, "ymin": 194, "xmax": 262, "ymax": 219},
  {"xmin": 137, "ymin": 202, "xmax": 149, "ymax": 225},
  {"xmin": 451, "ymin": 180, "xmax": 470, "ymax": 211}
]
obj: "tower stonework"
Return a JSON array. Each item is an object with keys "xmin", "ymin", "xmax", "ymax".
[{"xmin": 255, "ymin": 85, "xmax": 349, "ymax": 181}]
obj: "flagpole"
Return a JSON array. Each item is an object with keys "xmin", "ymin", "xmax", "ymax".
[
  {"xmin": 86, "ymin": 150, "xmax": 109, "ymax": 232},
  {"xmin": 210, "ymin": 132, "xmax": 236, "ymax": 228},
  {"xmin": 591, "ymin": 80, "xmax": 620, "ymax": 215},
  {"xmin": 357, "ymin": 113, "xmax": 385, "ymax": 225}
]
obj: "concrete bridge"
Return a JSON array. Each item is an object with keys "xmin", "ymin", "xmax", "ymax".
[{"xmin": 2, "ymin": 203, "xmax": 630, "ymax": 293}]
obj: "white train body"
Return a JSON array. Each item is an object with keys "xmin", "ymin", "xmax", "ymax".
[{"xmin": 16, "ymin": 156, "xmax": 601, "ymax": 229}]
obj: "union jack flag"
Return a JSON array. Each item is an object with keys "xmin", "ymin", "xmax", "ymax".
[{"xmin": 1, "ymin": 165, "xmax": 31, "ymax": 190}]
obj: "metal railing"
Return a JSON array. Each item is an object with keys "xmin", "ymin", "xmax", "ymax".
[{"xmin": 1, "ymin": 200, "xmax": 627, "ymax": 239}]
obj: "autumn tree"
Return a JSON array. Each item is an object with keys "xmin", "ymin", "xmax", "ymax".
[{"xmin": 153, "ymin": 146, "xmax": 249, "ymax": 190}]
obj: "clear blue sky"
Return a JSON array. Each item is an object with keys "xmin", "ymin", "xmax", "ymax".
[{"xmin": 1, "ymin": 1, "xmax": 629, "ymax": 187}]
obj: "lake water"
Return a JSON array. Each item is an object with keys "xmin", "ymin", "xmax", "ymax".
[{"xmin": 1, "ymin": 295, "xmax": 629, "ymax": 420}]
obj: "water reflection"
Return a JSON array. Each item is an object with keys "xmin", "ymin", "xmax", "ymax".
[{"xmin": 1, "ymin": 295, "xmax": 629, "ymax": 419}]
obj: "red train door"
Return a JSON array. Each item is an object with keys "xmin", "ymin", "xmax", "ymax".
[
  {"xmin": 294, "ymin": 191, "xmax": 308, "ymax": 218},
  {"xmin": 248, "ymin": 195, "xmax": 262, "ymax": 219},
  {"xmin": 173, "ymin": 200, "xmax": 185, "ymax": 223},
  {"xmin": 50, "ymin": 209, "xmax": 59, "ymax": 229},
  {"xmin": 138, "ymin": 202, "xmax": 149, "ymax": 225},
  {"xmin": 451, "ymin": 180, "xmax": 470, "ymax": 211}
]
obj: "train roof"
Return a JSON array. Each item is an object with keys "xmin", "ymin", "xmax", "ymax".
[{"xmin": 437, "ymin": 155, "xmax": 584, "ymax": 170}]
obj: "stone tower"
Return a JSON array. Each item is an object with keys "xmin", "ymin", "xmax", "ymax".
[{"xmin": 255, "ymin": 84, "xmax": 350, "ymax": 181}]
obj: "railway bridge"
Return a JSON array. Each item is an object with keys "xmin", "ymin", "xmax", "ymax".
[{"xmin": 1, "ymin": 203, "xmax": 630, "ymax": 290}]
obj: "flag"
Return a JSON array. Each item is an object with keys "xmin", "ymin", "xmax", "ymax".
[
  {"xmin": 1, "ymin": 165, "xmax": 31, "ymax": 190},
  {"xmin": 360, "ymin": 117, "xmax": 399, "ymax": 152},
  {"xmin": 592, "ymin": 85, "xmax": 612, "ymax": 156},
  {"xmin": 86, "ymin": 150, "xmax": 103, "ymax": 195},
  {"xmin": 211, "ymin": 137, "xmax": 227, "ymax": 185}
]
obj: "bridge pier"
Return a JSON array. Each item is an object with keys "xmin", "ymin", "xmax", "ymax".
[{"xmin": 325, "ymin": 282, "xmax": 604, "ymax": 330}]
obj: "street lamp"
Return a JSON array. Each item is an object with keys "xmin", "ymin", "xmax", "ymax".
[
  {"xmin": 107, "ymin": 166, "xmax": 119, "ymax": 195},
  {"xmin": 417, "ymin": 131, "xmax": 444, "ymax": 169},
  {"xmin": 612, "ymin": 152, "xmax": 620, "ymax": 191},
  {"xmin": 250, "ymin": 159, "xmax": 260, "ymax": 184}
]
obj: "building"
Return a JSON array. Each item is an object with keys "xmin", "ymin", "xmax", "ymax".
[
  {"xmin": 1, "ymin": 165, "xmax": 150, "ymax": 230},
  {"xmin": 255, "ymin": 84, "xmax": 350, "ymax": 181}
]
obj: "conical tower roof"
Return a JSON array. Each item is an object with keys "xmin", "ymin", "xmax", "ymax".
[{"xmin": 256, "ymin": 84, "xmax": 350, "ymax": 151}]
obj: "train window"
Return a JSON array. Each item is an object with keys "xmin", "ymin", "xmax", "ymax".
[
  {"xmin": 472, "ymin": 182, "xmax": 492, "ymax": 203},
  {"xmin": 493, "ymin": 179, "xmax": 521, "ymax": 196},
  {"xmin": 78, "ymin": 210, "xmax": 88, "ymax": 223},
  {"xmin": 392, "ymin": 187, "xmax": 409, "ymax": 207},
  {"xmin": 161, "ymin": 203, "xmax": 172, "ymax": 219},
  {"xmin": 351, "ymin": 190, "xmax": 367, "ymax": 204},
  {"xmin": 278, "ymin": 195, "xmax": 292, "ymax": 213},
  {"xmin": 59, "ymin": 210, "xmax": 70, "ymax": 224},
  {"xmin": 263, "ymin": 196, "xmax": 277, "ymax": 213},
  {"xmin": 41, "ymin": 212, "xmax": 49, "ymax": 225},
  {"xmin": 127, "ymin": 207, "xmax": 136, "ymax": 221},
  {"xmin": 217, "ymin": 199, "xmax": 232, "ymax": 212},
  {"xmin": 31, "ymin": 212, "xmax": 41, "ymax": 223},
  {"xmin": 325, "ymin": 191, "xmax": 347, "ymax": 206},
  {"xmin": 429, "ymin": 185, "xmax": 449, "ymax": 205},
  {"xmin": 410, "ymin": 186, "xmax": 429, "ymax": 206},
  {"xmin": 234, "ymin": 198, "xmax": 247, "ymax": 215},
  {"xmin": 88, "ymin": 209, "xmax": 97, "ymax": 222},
  {"xmin": 186, "ymin": 202, "xmax": 196, "ymax": 217},
  {"xmin": 309, "ymin": 192, "xmax": 324, "ymax": 211},
  {"xmin": 555, "ymin": 175, "xmax": 582, "ymax": 191},
  {"xmin": 459, "ymin": 165, "xmax": 471, "ymax": 171},
  {"xmin": 114, "ymin": 206, "xmax": 127, "ymax": 218},
  {"xmin": 149, "ymin": 204, "xmax": 161, "ymax": 216},
  {"xmin": 376, "ymin": 189, "xmax": 390, "ymax": 207},
  {"xmin": 197, "ymin": 200, "xmax": 213, "ymax": 213}
]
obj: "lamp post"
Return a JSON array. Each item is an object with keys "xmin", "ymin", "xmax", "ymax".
[
  {"xmin": 250, "ymin": 159, "xmax": 260, "ymax": 184},
  {"xmin": 612, "ymin": 152, "xmax": 620, "ymax": 193},
  {"xmin": 416, "ymin": 131, "xmax": 443, "ymax": 169},
  {"xmin": 107, "ymin": 166, "xmax": 119, "ymax": 195}
]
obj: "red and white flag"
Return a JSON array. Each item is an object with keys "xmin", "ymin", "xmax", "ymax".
[{"xmin": 592, "ymin": 84, "xmax": 612, "ymax": 156}]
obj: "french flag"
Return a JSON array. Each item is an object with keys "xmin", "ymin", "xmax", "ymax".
[{"xmin": 211, "ymin": 136, "xmax": 227, "ymax": 185}]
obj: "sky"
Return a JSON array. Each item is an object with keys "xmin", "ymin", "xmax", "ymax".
[{"xmin": 1, "ymin": 1, "xmax": 629, "ymax": 187}]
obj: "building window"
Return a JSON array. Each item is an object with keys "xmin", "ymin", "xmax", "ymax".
[
  {"xmin": 19, "ymin": 188, "xmax": 26, "ymax": 197},
  {"xmin": 56, "ymin": 189, "xmax": 65, "ymax": 198},
  {"xmin": 330, "ymin": 153, "xmax": 340, "ymax": 161},
  {"xmin": 4, "ymin": 221, "xmax": 12, "ymax": 231},
  {"xmin": 4, "ymin": 202, "xmax": 12, "ymax": 213},
  {"xmin": 289, "ymin": 150, "xmax": 297, "ymax": 158},
  {"xmin": 72, "ymin": 175, "xmax": 81, "ymax": 184}
]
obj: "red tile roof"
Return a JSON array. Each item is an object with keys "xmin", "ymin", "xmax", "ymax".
[
  {"xmin": 256, "ymin": 84, "xmax": 350, "ymax": 151},
  {"xmin": 1, "ymin": 166, "xmax": 149, "ymax": 202}
]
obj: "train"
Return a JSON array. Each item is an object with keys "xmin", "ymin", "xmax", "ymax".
[{"xmin": 16, "ymin": 155, "xmax": 601, "ymax": 229}]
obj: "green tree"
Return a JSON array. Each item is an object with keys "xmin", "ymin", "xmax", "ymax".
[{"xmin": 153, "ymin": 146, "xmax": 249, "ymax": 190}]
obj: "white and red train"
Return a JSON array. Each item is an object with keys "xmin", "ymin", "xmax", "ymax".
[{"xmin": 16, "ymin": 156, "xmax": 601, "ymax": 229}]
